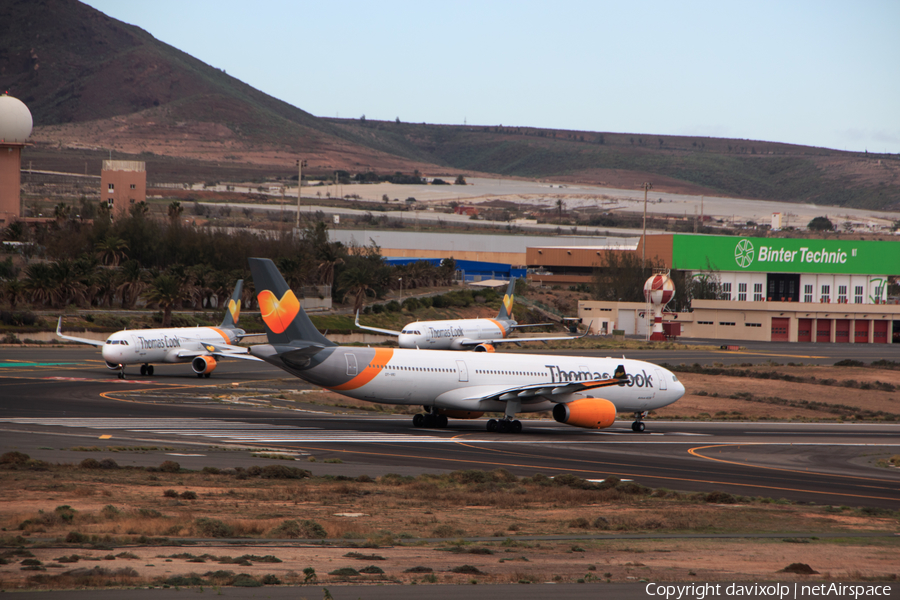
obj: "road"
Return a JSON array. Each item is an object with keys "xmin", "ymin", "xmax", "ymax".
[{"xmin": 2, "ymin": 345, "xmax": 898, "ymax": 510}]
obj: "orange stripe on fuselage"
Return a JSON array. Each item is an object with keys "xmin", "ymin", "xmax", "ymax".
[
  {"xmin": 210, "ymin": 327, "xmax": 231, "ymax": 343},
  {"xmin": 329, "ymin": 348, "xmax": 395, "ymax": 391},
  {"xmin": 487, "ymin": 319, "xmax": 508, "ymax": 338}
]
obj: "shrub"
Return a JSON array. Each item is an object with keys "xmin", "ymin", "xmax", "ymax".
[
  {"xmin": 359, "ymin": 565, "xmax": 384, "ymax": 574},
  {"xmin": 1, "ymin": 451, "xmax": 30, "ymax": 465},
  {"xmin": 180, "ymin": 491, "xmax": 198, "ymax": 500},
  {"xmin": 79, "ymin": 458, "xmax": 101, "ymax": 469},
  {"xmin": 233, "ymin": 574, "xmax": 262, "ymax": 587},
  {"xmin": 98, "ymin": 458, "xmax": 119, "ymax": 469},
  {"xmin": 158, "ymin": 460, "xmax": 180, "ymax": 473},
  {"xmin": 259, "ymin": 464, "xmax": 310, "ymax": 479},
  {"xmin": 451, "ymin": 565, "xmax": 483, "ymax": 574},
  {"xmin": 268, "ymin": 519, "xmax": 326, "ymax": 539},
  {"xmin": 194, "ymin": 518, "xmax": 234, "ymax": 538},
  {"xmin": 261, "ymin": 574, "xmax": 281, "ymax": 585},
  {"xmin": 163, "ymin": 489, "xmax": 179, "ymax": 498},
  {"xmin": 65, "ymin": 531, "xmax": 88, "ymax": 544},
  {"xmin": 568, "ymin": 517, "xmax": 590, "ymax": 529},
  {"xmin": 705, "ymin": 490, "xmax": 737, "ymax": 504},
  {"xmin": 329, "ymin": 567, "xmax": 359, "ymax": 577}
]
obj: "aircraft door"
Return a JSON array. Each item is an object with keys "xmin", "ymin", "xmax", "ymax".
[
  {"xmin": 655, "ymin": 369, "xmax": 667, "ymax": 391},
  {"xmin": 456, "ymin": 360, "xmax": 468, "ymax": 382},
  {"xmin": 131, "ymin": 335, "xmax": 145, "ymax": 357},
  {"xmin": 345, "ymin": 353, "xmax": 358, "ymax": 377}
]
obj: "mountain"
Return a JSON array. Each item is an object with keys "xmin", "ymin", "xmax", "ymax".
[{"xmin": 2, "ymin": 0, "xmax": 898, "ymax": 210}]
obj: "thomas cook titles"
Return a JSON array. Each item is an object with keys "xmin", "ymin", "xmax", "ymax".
[
  {"xmin": 546, "ymin": 365, "xmax": 654, "ymax": 387},
  {"xmin": 427, "ymin": 326, "xmax": 464, "ymax": 339},
  {"xmin": 137, "ymin": 335, "xmax": 182, "ymax": 350}
]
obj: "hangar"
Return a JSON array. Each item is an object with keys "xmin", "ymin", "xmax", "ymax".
[{"xmin": 558, "ymin": 234, "xmax": 900, "ymax": 343}]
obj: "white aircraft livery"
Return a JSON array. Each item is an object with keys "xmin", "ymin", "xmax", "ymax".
[
  {"xmin": 57, "ymin": 281, "xmax": 257, "ymax": 378},
  {"xmin": 355, "ymin": 278, "xmax": 581, "ymax": 351},
  {"xmin": 248, "ymin": 258, "xmax": 685, "ymax": 433}
]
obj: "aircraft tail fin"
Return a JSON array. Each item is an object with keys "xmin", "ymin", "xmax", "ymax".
[
  {"xmin": 496, "ymin": 277, "xmax": 517, "ymax": 321},
  {"xmin": 248, "ymin": 258, "xmax": 337, "ymax": 347},
  {"xmin": 218, "ymin": 280, "xmax": 244, "ymax": 329}
]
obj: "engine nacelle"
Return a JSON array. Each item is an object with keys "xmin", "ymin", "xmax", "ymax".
[
  {"xmin": 105, "ymin": 361, "xmax": 121, "ymax": 370},
  {"xmin": 552, "ymin": 398, "xmax": 617, "ymax": 429},
  {"xmin": 436, "ymin": 409, "xmax": 485, "ymax": 420},
  {"xmin": 191, "ymin": 355, "xmax": 217, "ymax": 375},
  {"xmin": 473, "ymin": 344, "xmax": 495, "ymax": 353}
]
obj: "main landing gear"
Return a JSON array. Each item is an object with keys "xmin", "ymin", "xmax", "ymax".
[
  {"xmin": 487, "ymin": 399, "xmax": 523, "ymax": 434},
  {"xmin": 139, "ymin": 364, "xmax": 154, "ymax": 376},
  {"xmin": 631, "ymin": 411, "xmax": 647, "ymax": 433},
  {"xmin": 486, "ymin": 418, "xmax": 522, "ymax": 434},
  {"xmin": 412, "ymin": 410, "xmax": 448, "ymax": 429}
]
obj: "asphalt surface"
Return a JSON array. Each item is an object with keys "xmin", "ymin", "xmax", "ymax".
[{"xmin": 2, "ymin": 344, "xmax": 899, "ymax": 511}]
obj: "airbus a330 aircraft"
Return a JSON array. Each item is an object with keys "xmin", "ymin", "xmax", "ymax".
[
  {"xmin": 57, "ymin": 281, "xmax": 257, "ymax": 379},
  {"xmin": 355, "ymin": 278, "xmax": 581, "ymax": 351},
  {"xmin": 248, "ymin": 258, "xmax": 684, "ymax": 433}
]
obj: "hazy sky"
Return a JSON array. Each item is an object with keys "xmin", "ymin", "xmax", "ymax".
[{"xmin": 82, "ymin": 0, "xmax": 900, "ymax": 154}]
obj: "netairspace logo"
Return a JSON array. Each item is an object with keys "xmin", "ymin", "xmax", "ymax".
[{"xmin": 644, "ymin": 582, "xmax": 893, "ymax": 600}]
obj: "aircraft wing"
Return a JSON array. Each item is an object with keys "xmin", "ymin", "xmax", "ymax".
[
  {"xmin": 457, "ymin": 326, "xmax": 590, "ymax": 348},
  {"xmin": 354, "ymin": 311, "xmax": 401, "ymax": 336},
  {"xmin": 56, "ymin": 317, "xmax": 104, "ymax": 347},
  {"xmin": 175, "ymin": 341, "xmax": 262, "ymax": 362},
  {"xmin": 439, "ymin": 365, "xmax": 628, "ymax": 404}
]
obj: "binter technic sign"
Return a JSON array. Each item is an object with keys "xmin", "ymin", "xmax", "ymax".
[{"xmin": 671, "ymin": 234, "xmax": 900, "ymax": 274}]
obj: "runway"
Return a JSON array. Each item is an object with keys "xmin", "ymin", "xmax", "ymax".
[{"xmin": 2, "ymin": 346, "xmax": 899, "ymax": 509}]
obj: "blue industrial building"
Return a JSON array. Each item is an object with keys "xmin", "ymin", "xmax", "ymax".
[{"xmin": 385, "ymin": 257, "xmax": 526, "ymax": 282}]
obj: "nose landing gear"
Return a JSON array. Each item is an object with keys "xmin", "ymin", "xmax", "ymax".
[{"xmin": 631, "ymin": 411, "xmax": 647, "ymax": 432}]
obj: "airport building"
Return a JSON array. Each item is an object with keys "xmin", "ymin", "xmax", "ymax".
[
  {"xmin": 101, "ymin": 160, "xmax": 146, "ymax": 219},
  {"xmin": 572, "ymin": 234, "xmax": 900, "ymax": 343}
]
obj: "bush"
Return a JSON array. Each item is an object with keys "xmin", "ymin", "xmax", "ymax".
[
  {"xmin": 359, "ymin": 565, "xmax": 384, "ymax": 574},
  {"xmin": 180, "ymin": 491, "xmax": 198, "ymax": 500},
  {"xmin": 65, "ymin": 531, "xmax": 88, "ymax": 544},
  {"xmin": 1, "ymin": 451, "xmax": 30, "ymax": 465},
  {"xmin": 163, "ymin": 489, "xmax": 179, "ymax": 498},
  {"xmin": 98, "ymin": 458, "xmax": 119, "ymax": 469},
  {"xmin": 194, "ymin": 518, "xmax": 234, "ymax": 538},
  {"xmin": 259, "ymin": 464, "xmax": 311, "ymax": 479},
  {"xmin": 79, "ymin": 458, "xmax": 101, "ymax": 469},
  {"xmin": 268, "ymin": 519, "xmax": 326, "ymax": 539},
  {"xmin": 329, "ymin": 567, "xmax": 359, "ymax": 577},
  {"xmin": 451, "ymin": 565, "xmax": 483, "ymax": 574},
  {"xmin": 158, "ymin": 460, "xmax": 180, "ymax": 473}
]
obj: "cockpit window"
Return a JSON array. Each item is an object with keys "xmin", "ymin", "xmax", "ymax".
[
  {"xmin": 105, "ymin": 339, "xmax": 128, "ymax": 345},
  {"xmin": 672, "ymin": 374, "xmax": 678, "ymax": 382}
]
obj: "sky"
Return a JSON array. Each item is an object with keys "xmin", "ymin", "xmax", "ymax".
[{"xmin": 81, "ymin": 0, "xmax": 900, "ymax": 154}]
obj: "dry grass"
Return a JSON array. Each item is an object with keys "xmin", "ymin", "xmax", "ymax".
[{"xmin": 0, "ymin": 461, "xmax": 898, "ymax": 590}]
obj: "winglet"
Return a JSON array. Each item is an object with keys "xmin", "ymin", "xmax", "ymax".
[
  {"xmin": 248, "ymin": 258, "xmax": 336, "ymax": 347},
  {"xmin": 219, "ymin": 280, "xmax": 244, "ymax": 329},
  {"xmin": 496, "ymin": 277, "xmax": 517, "ymax": 321}
]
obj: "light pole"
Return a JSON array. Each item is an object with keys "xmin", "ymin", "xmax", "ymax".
[
  {"xmin": 295, "ymin": 159, "xmax": 307, "ymax": 232},
  {"xmin": 641, "ymin": 181, "xmax": 652, "ymax": 268}
]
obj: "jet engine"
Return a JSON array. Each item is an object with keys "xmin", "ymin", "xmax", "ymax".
[
  {"xmin": 552, "ymin": 398, "xmax": 617, "ymax": 429},
  {"xmin": 105, "ymin": 361, "xmax": 121, "ymax": 370},
  {"xmin": 473, "ymin": 344, "xmax": 495, "ymax": 352},
  {"xmin": 436, "ymin": 409, "xmax": 485, "ymax": 420},
  {"xmin": 191, "ymin": 356, "xmax": 217, "ymax": 377}
]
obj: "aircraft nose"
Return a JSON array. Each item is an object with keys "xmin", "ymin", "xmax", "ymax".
[
  {"xmin": 397, "ymin": 334, "xmax": 413, "ymax": 349},
  {"xmin": 101, "ymin": 345, "xmax": 118, "ymax": 363}
]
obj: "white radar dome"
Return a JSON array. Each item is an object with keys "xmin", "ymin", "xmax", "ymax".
[{"xmin": 0, "ymin": 94, "xmax": 34, "ymax": 143}]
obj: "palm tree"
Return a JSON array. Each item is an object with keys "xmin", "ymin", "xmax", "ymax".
[
  {"xmin": 115, "ymin": 260, "xmax": 147, "ymax": 309},
  {"xmin": 167, "ymin": 201, "xmax": 184, "ymax": 223},
  {"xmin": 143, "ymin": 273, "xmax": 193, "ymax": 327},
  {"xmin": 3, "ymin": 279, "xmax": 26, "ymax": 308},
  {"xmin": 94, "ymin": 235, "xmax": 129, "ymax": 266},
  {"xmin": 24, "ymin": 262, "xmax": 55, "ymax": 307},
  {"xmin": 50, "ymin": 259, "xmax": 87, "ymax": 308},
  {"xmin": 130, "ymin": 201, "xmax": 150, "ymax": 218},
  {"xmin": 338, "ymin": 265, "xmax": 378, "ymax": 314}
]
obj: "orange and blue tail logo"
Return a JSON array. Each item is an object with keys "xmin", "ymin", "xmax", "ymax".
[
  {"xmin": 502, "ymin": 293, "xmax": 514, "ymax": 318},
  {"xmin": 228, "ymin": 299, "xmax": 241, "ymax": 324},
  {"xmin": 258, "ymin": 289, "xmax": 300, "ymax": 334}
]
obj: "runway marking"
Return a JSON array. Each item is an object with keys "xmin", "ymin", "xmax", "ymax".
[
  {"xmin": 715, "ymin": 350, "xmax": 828, "ymax": 359},
  {"xmin": 688, "ymin": 444, "xmax": 900, "ymax": 486},
  {"xmin": 0, "ymin": 362, "xmax": 79, "ymax": 367}
]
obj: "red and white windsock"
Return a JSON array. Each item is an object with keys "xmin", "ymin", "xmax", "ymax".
[{"xmin": 644, "ymin": 274, "xmax": 675, "ymax": 341}]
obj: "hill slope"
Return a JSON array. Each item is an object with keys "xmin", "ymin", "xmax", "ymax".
[{"xmin": 1, "ymin": 0, "xmax": 898, "ymax": 210}]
